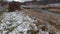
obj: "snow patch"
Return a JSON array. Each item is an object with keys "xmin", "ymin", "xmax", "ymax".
[{"xmin": 0, "ymin": 11, "xmax": 38, "ymax": 34}]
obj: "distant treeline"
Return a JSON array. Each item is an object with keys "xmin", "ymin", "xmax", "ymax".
[
  {"xmin": 35, "ymin": 0, "xmax": 60, "ymax": 5},
  {"xmin": 0, "ymin": 0, "xmax": 60, "ymax": 5}
]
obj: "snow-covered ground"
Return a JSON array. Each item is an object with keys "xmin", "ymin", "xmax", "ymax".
[
  {"xmin": 0, "ymin": 11, "xmax": 38, "ymax": 34},
  {"xmin": 0, "ymin": 10, "xmax": 52, "ymax": 34},
  {"xmin": 0, "ymin": 9, "xmax": 60, "ymax": 34}
]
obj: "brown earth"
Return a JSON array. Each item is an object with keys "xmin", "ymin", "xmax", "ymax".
[
  {"xmin": 20, "ymin": 8, "xmax": 60, "ymax": 34},
  {"xmin": 44, "ymin": 7, "xmax": 60, "ymax": 14},
  {"xmin": 37, "ymin": 5, "xmax": 60, "ymax": 14}
]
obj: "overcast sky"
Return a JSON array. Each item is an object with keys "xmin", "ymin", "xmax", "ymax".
[{"xmin": 6, "ymin": 0, "xmax": 33, "ymax": 2}]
